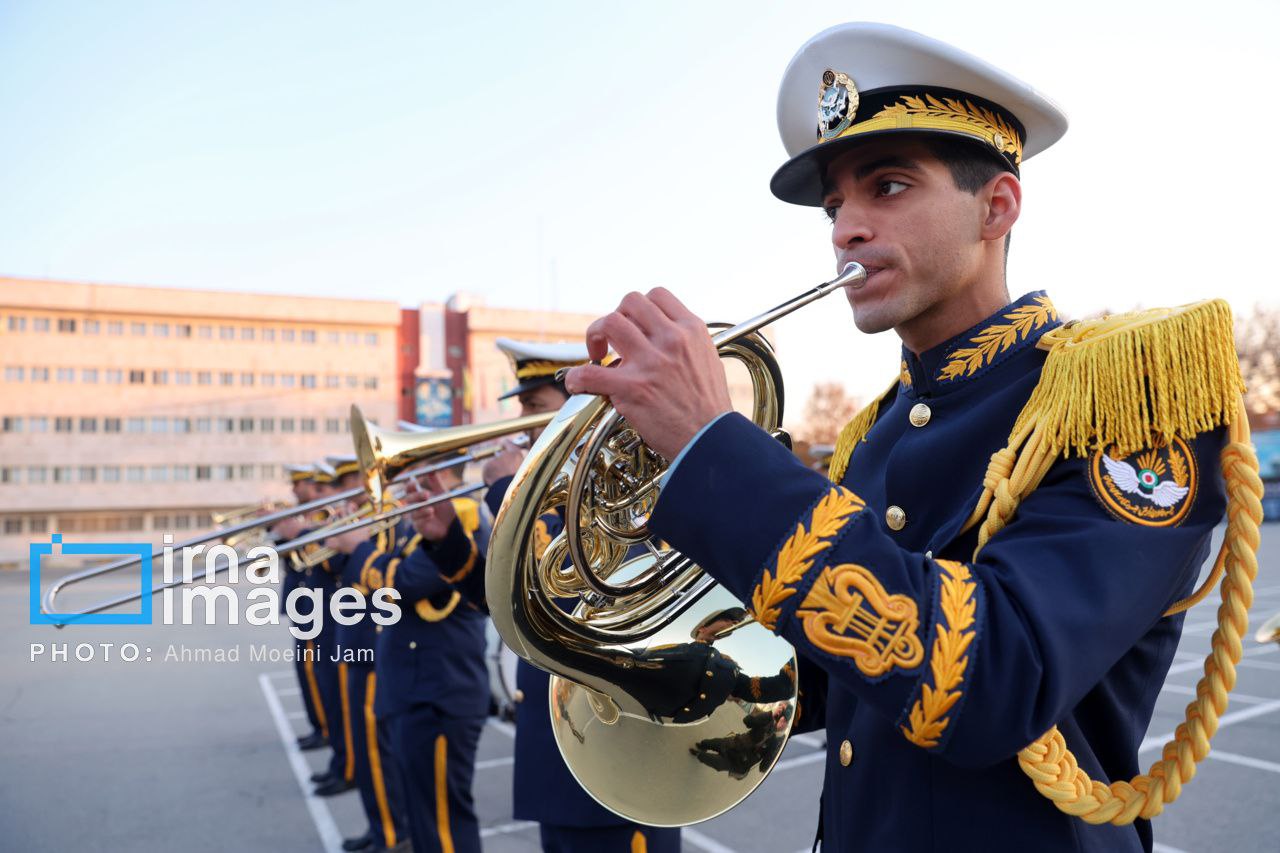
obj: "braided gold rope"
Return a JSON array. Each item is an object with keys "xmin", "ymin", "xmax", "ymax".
[{"xmin": 963, "ymin": 396, "xmax": 1262, "ymax": 824}]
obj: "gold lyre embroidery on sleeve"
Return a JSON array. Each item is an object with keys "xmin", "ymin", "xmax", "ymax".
[
  {"xmin": 795, "ymin": 564, "xmax": 924, "ymax": 677},
  {"xmin": 902, "ymin": 559, "xmax": 978, "ymax": 747},
  {"xmin": 752, "ymin": 487, "xmax": 865, "ymax": 630}
]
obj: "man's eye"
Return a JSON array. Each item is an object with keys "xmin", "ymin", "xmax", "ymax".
[
  {"xmin": 822, "ymin": 204, "xmax": 839, "ymax": 223},
  {"xmin": 876, "ymin": 180, "xmax": 908, "ymax": 197}
]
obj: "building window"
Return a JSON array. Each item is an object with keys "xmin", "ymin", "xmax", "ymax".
[
  {"xmin": 195, "ymin": 513, "xmax": 213, "ymax": 528},
  {"xmin": 301, "ymin": 374, "xmax": 316, "ymax": 389},
  {"xmin": 130, "ymin": 322, "xmax": 146, "ymax": 336},
  {"xmin": 152, "ymin": 514, "xmax": 171, "ymax": 531},
  {"xmin": 79, "ymin": 417, "xmax": 97, "ymax": 433},
  {"xmin": 239, "ymin": 417, "xmax": 254, "ymax": 433},
  {"xmin": 238, "ymin": 464, "xmax": 254, "ymax": 480},
  {"xmin": 301, "ymin": 329, "xmax": 316, "ymax": 343},
  {"xmin": 327, "ymin": 331, "xmax": 340, "ymax": 344},
  {"xmin": 126, "ymin": 466, "xmax": 144, "ymax": 483},
  {"xmin": 0, "ymin": 467, "xmax": 19, "ymax": 484},
  {"xmin": 173, "ymin": 417, "xmax": 191, "ymax": 433},
  {"xmin": 259, "ymin": 417, "xmax": 275, "ymax": 432},
  {"xmin": 82, "ymin": 368, "xmax": 98, "ymax": 383},
  {"xmin": 280, "ymin": 418, "xmax": 295, "ymax": 433},
  {"xmin": 7, "ymin": 316, "xmax": 26, "ymax": 332},
  {"xmin": 78, "ymin": 466, "xmax": 96, "ymax": 483},
  {"xmin": 198, "ymin": 325, "xmax": 212, "ymax": 339},
  {"xmin": 106, "ymin": 369, "xmax": 123, "ymax": 384},
  {"xmin": 262, "ymin": 328, "xmax": 276, "ymax": 342},
  {"xmin": 152, "ymin": 370, "xmax": 169, "ymax": 385},
  {"xmin": 241, "ymin": 327, "xmax": 255, "ymax": 340},
  {"xmin": 281, "ymin": 328, "xmax": 295, "ymax": 343},
  {"xmin": 103, "ymin": 417, "xmax": 121, "ymax": 433},
  {"xmin": 219, "ymin": 325, "xmax": 234, "ymax": 340},
  {"xmin": 216, "ymin": 465, "xmax": 233, "ymax": 481},
  {"xmin": 3, "ymin": 518, "xmax": 22, "ymax": 534},
  {"xmin": 325, "ymin": 374, "xmax": 340, "ymax": 389},
  {"xmin": 281, "ymin": 374, "xmax": 296, "ymax": 388},
  {"xmin": 197, "ymin": 371, "xmax": 211, "ymax": 385},
  {"xmin": 54, "ymin": 417, "xmax": 74, "ymax": 433},
  {"xmin": 103, "ymin": 466, "xmax": 120, "ymax": 483},
  {"xmin": 31, "ymin": 367, "xmax": 49, "ymax": 382},
  {"xmin": 261, "ymin": 373, "xmax": 275, "ymax": 387},
  {"xmin": 363, "ymin": 376, "xmax": 378, "ymax": 390},
  {"xmin": 325, "ymin": 418, "xmax": 342, "ymax": 433},
  {"xmin": 240, "ymin": 372, "xmax": 254, "ymax": 386},
  {"xmin": 176, "ymin": 324, "xmax": 192, "ymax": 338},
  {"xmin": 367, "ymin": 332, "xmax": 380, "ymax": 346},
  {"xmin": 173, "ymin": 514, "xmax": 191, "ymax": 530},
  {"xmin": 128, "ymin": 370, "xmax": 145, "ymax": 384},
  {"xmin": 34, "ymin": 317, "xmax": 51, "ymax": 332},
  {"xmin": 220, "ymin": 372, "xmax": 234, "ymax": 386},
  {"xmin": 2, "ymin": 417, "xmax": 22, "ymax": 433},
  {"xmin": 84, "ymin": 319, "xmax": 100, "ymax": 334},
  {"xmin": 108, "ymin": 321, "xmax": 123, "ymax": 335},
  {"xmin": 174, "ymin": 465, "xmax": 191, "ymax": 482},
  {"xmin": 30, "ymin": 416, "xmax": 48, "ymax": 432},
  {"xmin": 57, "ymin": 318, "xmax": 77, "ymax": 333},
  {"xmin": 260, "ymin": 464, "xmax": 278, "ymax": 480},
  {"xmin": 3, "ymin": 366, "xmax": 22, "ymax": 382},
  {"xmin": 176, "ymin": 370, "xmax": 191, "ymax": 385},
  {"xmin": 217, "ymin": 417, "xmax": 234, "ymax": 433},
  {"xmin": 195, "ymin": 465, "xmax": 211, "ymax": 481},
  {"xmin": 300, "ymin": 418, "xmax": 316, "ymax": 433},
  {"xmin": 150, "ymin": 417, "xmax": 168, "ymax": 433},
  {"xmin": 29, "ymin": 516, "xmax": 48, "ymax": 533},
  {"xmin": 150, "ymin": 466, "xmax": 168, "ymax": 482},
  {"xmin": 56, "ymin": 367, "xmax": 75, "ymax": 382},
  {"xmin": 125, "ymin": 515, "xmax": 145, "ymax": 532},
  {"xmin": 196, "ymin": 417, "xmax": 211, "ymax": 433},
  {"xmin": 345, "ymin": 332, "xmax": 359, "ymax": 345},
  {"xmin": 28, "ymin": 467, "xmax": 48, "ymax": 484},
  {"xmin": 153, "ymin": 323, "xmax": 169, "ymax": 337},
  {"xmin": 127, "ymin": 417, "xmax": 145, "ymax": 433},
  {"xmin": 53, "ymin": 466, "xmax": 73, "ymax": 484}
]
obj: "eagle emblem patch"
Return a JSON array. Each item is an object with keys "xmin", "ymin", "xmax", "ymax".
[{"xmin": 1089, "ymin": 437, "xmax": 1197, "ymax": 526}]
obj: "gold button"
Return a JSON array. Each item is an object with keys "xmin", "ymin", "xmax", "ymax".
[
  {"xmin": 885, "ymin": 505, "xmax": 907, "ymax": 531},
  {"xmin": 909, "ymin": 403, "xmax": 931, "ymax": 427},
  {"xmin": 513, "ymin": 689, "xmax": 525, "ymax": 703},
  {"xmin": 408, "ymin": 641, "xmax": 417, "ymax": 650},
  {"xmin": 705, "ymin": 671, "xmax": 714, "ymax": 677},
  {"xmin": 993, "ymin": 131, "xmax": 1006, "ymax": 150},
  {"xmin": 699, "ymin": 693, "xmax": 707, "ymax": 700},
  {"xmin": 839, "ymin": 739, "xmax": 854, "ymax": 766}
]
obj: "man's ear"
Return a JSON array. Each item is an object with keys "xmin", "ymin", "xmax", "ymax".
[{"xmin": 981, "ymin": 171, "xmax": 1021, "ymax": 244}]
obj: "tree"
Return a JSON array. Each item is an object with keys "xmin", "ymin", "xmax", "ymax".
[
  {"xmin": 798, "ymin": 382, "xmax": 860, "ymax": 445},
  {"xmin": 1235, "ymin": 304, "xmax": 1280, "ymax": 418}
]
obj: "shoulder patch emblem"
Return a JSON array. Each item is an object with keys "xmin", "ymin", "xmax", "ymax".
[{"xmin": 1089, "ymin": 436, "xmax": 1198, "ymax": 526}]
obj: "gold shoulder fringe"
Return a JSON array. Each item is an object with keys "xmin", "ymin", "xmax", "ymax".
[
  {"xmin": 828, "ymin": 379, "xmax": 899, "ymax": 483},
  {"xmin": 1013, "ymin": 299, "xmax": 1244, "ymax": 458}
]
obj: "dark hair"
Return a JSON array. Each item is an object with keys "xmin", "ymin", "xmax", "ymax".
[{"xmin": 923, "ymin": 136, "xmax": 1014, "ymax": 258}]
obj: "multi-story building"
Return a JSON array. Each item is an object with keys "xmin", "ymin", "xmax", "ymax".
[{"xmin": 0, "ymin": 277, "xmax": 401, "ymax": 568}]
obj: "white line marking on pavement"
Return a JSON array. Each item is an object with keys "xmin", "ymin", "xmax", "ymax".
[
  {"xmin": 480, "ymin": 820, "xmax": 537, "ymax": 839},
  {"xmin": 275, "ymin": 686, "xmax": 302, "ymax": 697},
  {"xmin": 1140, "ymin": 698, "xmax": 1280, "ymax": 754},
  {"xmin": 258, "ymin": 673, "xmax": 344, "ymax": 853},
  {"xmin": 486, "ymin": 718, "xmax": 516, "ymax": 738},
  {"xmin": 1153, "ymin": 843, "xmax": 1191, "ymax": 853},
  {"xmin": 790, "ymin": 732, "xmax": 825, "ymax": 748},
  {"xmin": 684, "ymin": 827, "xmax": 742, "ymax": 853},
  {"xmin": 287, "ymin": 710, "xmax": 307, "ymax": 720},
  {"xmin": 1163, "ymin": 643, "xmax": 1277, "ymax": 677},
  {"xmin": 1209, "ymin": 749, "xmax": 1280, "ymax": 775},
  {"xmin": 265, "ymin": 669, "xmax": 295, "ymax": 680},
  {"xmin": 1159, "ymin": 683, "xmax": 1276, "ymax": 705},
  {"xmin": 476, "ymin": 756, "xmax": 515, "ymax": 770},
  {"xmin": 773, "ymin": 751, "xmax": 827, "ymax": 772},
  {"xmin": 1238, "ymin": 658, "xmax": 1280, "ymax": 672}
]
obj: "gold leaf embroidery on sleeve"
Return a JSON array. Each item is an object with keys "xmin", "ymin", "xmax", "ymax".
[
  {"xmin": 751, "ymin": 487, "xmax": 864, "ymax": 630},
  {"xmin": 938, "ymin": 298, "xmax": 1058, "ymax": 381},
  {"xmin": 902, "ymin": 559, "xmax": 978, "ymax": 747}
]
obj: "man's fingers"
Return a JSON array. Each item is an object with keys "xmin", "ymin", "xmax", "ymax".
[
  {"xmin": 618, "ymin": 291, "xmax": 671, "ymax": 337},
  {"xmin": 647, "ymin": 287, "xmax": 701, "ymax": 326},
  {"xmin": 564, "ymin": 363, "xmax": 629, "ymax": 397}
]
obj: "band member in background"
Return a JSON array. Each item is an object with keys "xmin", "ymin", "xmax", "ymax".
[
  {"xmin": 324, "ymin": 454, "xmax": 410, "ymax": 852},
  {"xmin": 407, "ymin": 339, "xmax": 681, "ymax": 853},
  {"xmin": 562, "ymin": 23, "xmax": 1237, "ymax": 853},
  {"xmin": 307, "ymin": 461, "xmax": 358, "ymax": 798},
  {"xmin": 367, "ymin": 460, "xmax": 491, "ymax": 853},
  {"xmin": 279, "ymin": 463, "xmax": 326, "ymax": 752}
]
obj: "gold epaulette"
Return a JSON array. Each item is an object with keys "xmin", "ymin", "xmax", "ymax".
[{"xmin": 1019, "ymin": 299, "xmax": 1244, "ymax": 458}]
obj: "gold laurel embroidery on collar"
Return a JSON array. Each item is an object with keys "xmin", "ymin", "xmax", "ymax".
[
  {"xmin": 795, "ymin": 563, "xmax": 924, "ymax": 677},
  {"xmin": 751, "ymin": 487, "xmax": 865, "ymax": 630},
  {"xmin": 937, "ymin": 297, "xmax": 1059, "ymax": 382},
  {"xmin": 902, "ymin": 559, "xmax": 978, "ymax": 748},
  {"xmin": 900, "ymin": 359, "xmax": 912, "ymax": 388},
  {"xmin": 841, "ymin": 94, "xmax": 1024, "ymax": 165}
]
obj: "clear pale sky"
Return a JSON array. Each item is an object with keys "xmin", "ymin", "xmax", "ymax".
[{"xmin": 2, "ymin": 1, "xmax": 1276, "ymax": 424}]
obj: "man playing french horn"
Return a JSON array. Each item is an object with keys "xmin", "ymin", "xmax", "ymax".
[{"xmin": 549, "ymin": 22, "xmax": 1260, "ymax": 853}]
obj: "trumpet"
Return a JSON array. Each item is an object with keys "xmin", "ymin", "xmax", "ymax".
[{"xmin": 487, "ymin": 262, "xmax": 866, "ymax": 826}]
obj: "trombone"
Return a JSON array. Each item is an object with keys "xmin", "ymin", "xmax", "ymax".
[{"xmin": 38, "ymin": 410, "xmax": 553, "ymax": 625}]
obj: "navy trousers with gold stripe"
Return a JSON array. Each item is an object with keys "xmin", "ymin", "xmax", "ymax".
[
  {"xmin": 344, "ymin": 665, "xmax": 408, "ymax": 848},
  {"xmin": 317, "ymin": 655, "xmax": 350, "ymax": 782},
  {"xmin": 538, "ymin": 824, "xmax": 681, "ymax": 853},
  {"xmin": 298, "ymin": 638, "xmax": 326, "ymax": 739},
  {"xmin": 387, "ymin": 703, "xmax": 484, "ymax": 853}
]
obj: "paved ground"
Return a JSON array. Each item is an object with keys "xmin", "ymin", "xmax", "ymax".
[{"xmin": 2, "ymin": 526, "xmax": 1277, "ymax": 852}]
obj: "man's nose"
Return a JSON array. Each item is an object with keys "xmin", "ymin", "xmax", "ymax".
[{"xmin": 831, "ymin": 204, "xmax": 873, "ymax": 249}]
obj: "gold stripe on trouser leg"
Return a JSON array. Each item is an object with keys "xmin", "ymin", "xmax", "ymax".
[
  {"xmin": 304, "ymin": 641, "xmax": 328, "ymax": 737},
  {"xmin": 364, "ymin": 672, "xmax": 397, "ymax": 847},
  {"xmin": 631, "ymin": 829, "xmax": 647, "ymax": 853},
  {"xmin": 338, "ymin": 662, "xmax": 355, "ymax": 781},
  {"xmin": 434, "ymin": 734, "xmax": 455, "ymax": 853}
]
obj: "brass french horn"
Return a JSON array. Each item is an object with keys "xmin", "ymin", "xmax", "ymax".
[{"xmin": 487, "ymin": 263, "xmax": 866, "ymax": 825}]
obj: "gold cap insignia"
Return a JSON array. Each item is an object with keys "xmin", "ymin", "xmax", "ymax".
[{"xmin": 818, "ymin": 69, "xmax": 859, "ymax": 142}]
